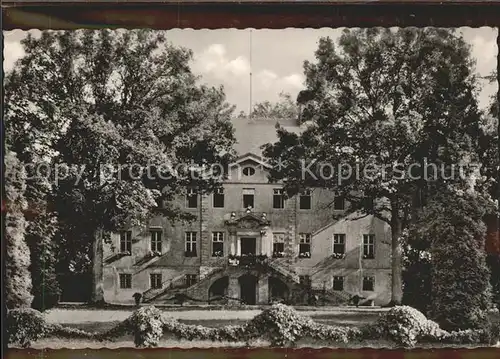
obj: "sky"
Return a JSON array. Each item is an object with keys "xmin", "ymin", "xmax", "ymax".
[{"xmin": 3, "ymin": 27, "xmax": 498, "ymax": 113}]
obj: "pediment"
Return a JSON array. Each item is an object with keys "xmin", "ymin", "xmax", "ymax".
[
  {"xmin": 230, "ymin": 153, "xmax": 272, "ymax": 169},
  {"xmin": 225, "ymin": 212, "xmax": 271, "ymax": 228}
]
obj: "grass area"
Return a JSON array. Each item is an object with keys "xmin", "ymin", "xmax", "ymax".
[
  {"xmin": 44, "ymin": 307, "xmax": 388, "ymax": 324},
  {"xmin": 22, "ymin": 307, "xmax": 500, "ymax": 349},
  {"xmin": 58, "ymin": 311, "xmax": 380, "ymax": 333}
]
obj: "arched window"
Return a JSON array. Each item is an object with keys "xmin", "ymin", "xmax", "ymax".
[{"xmin": 242, "ymin": 166, "xmax": 255, "ymax": 176}]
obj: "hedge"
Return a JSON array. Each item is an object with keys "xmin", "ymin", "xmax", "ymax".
[{"xmin": 7, "ymin": 304, "xmax": 500, "ymax": 348}]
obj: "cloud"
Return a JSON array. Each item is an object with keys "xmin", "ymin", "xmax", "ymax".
[
  {"xmin": 283, "ymin": 73, "xmax": 304, "ymax": 89},
  {"xmin": 192, "ymin": 43, "xmax": 250, "ymax": 79},
  {"xmin": 191, "ymin": 43, "xmax": 306, "ymax": 112},
  {"xmin": 3, "ymin": 40, "xmax": 25, "ymax": 73},
  {"xmin": 256, "ymin": 69, "xmax": 278, "ymax": 89}
]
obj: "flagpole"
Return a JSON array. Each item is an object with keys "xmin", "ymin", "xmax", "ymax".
[{"xmin": 249, "ymin": 29, "xmax": 253, "ymax": 118}]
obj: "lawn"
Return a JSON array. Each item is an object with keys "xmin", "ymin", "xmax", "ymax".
[
  {"xmin": 30, "ymin": 307, "xmax": 386, "ymax": 348},
  {"xmin": 19, "ymin": 307, "xmax": 500, "ymax": 349}
]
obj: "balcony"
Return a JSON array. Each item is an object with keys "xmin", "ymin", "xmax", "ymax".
[{"xmin": 228, "ymin": 254, "xmax": 268, "ymax": 267}]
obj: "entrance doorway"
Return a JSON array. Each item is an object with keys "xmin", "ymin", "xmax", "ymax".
[
  {"xmin": 239, "ymin": 274, "xmax": 258, "ymax": 305},
  {"xmin": 240, "ymin": 237, "xmax": 256, "ymax": 255},
  {"xmin": 269, "ymin": 276, "xmax": 290, "ymax": 304}
]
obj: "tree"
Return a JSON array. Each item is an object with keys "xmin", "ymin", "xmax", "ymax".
[
  {"xmin": 263, "ymin": 28, "xmax": 483, "ymax": 305},
  {"xmin": 4, "ymin": 29, "xmax": 236, "ymax": 303},
  {"xmin": 251, "ymin": 92, "xmax": 299, "ymax": 120},
  {"xmin": 481, "ymin": 71, "xmax": 500, "ymax": 311},
  {"xmin": 401, "ymin": 226, "xmax": 432, "ymax": 314},
  {"xmin": 416, "ymin": 188, "xmax": 492, "ymax": 331},
  {"xmin": 24, "ymin": 166, "xmax": 61, "ymax": 311},
  {"xmin": 5, "ymin": 150, "xmax": 33, "ymax": 309}
]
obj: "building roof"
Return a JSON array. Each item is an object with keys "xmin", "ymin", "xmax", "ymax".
[{"xmin": 232, "ymin": 116, "xmax": 304, "ymax": 156}]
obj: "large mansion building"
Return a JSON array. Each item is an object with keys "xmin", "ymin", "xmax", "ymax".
[{"xmin": 101, "ymin": 117, "xmax": 392, "ymax": 305}]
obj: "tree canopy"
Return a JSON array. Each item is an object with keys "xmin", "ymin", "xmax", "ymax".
[
  {"xmin": 263, "ymin": 28, "xmax": 491, "ymax": 304},
  {"xmin": 4, "ymin": 29, "xmax": 237, "ymax": 302}
]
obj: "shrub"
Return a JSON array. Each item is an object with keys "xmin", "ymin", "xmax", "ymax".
[
  {"xmin": 487, "ymin": 254, "xmax": 500, "ymax": 311},
  {"xmin": 244, "ymin": 303, "xmax": 314, "ymax": 346},
  {"xmin": 128, "ymin": 306, "xmax": 164, "ymax": 347},
  {"xmin": 5, "ymin": 150, "xmax": 33, "ymax": 309},
  {"xmin": 305, "ymin": 322, "xmax": 362, "ymax": 343},
  {"xmin": 425, "ymin": 191, "xmax": 493, "ymax": 331},
  {"xmin": 8, "ymin": 303, "xmax": 497, "ymax": 348},
  {"xmin": 372, "ymin": 306, "xmax": 445, "ymax": 347},
  {"xmin": 7, "ymin": 308, "xmax": 48, "ymax": 347},
  {"xmin": 27, "ymin": 212, "xmax": 61, "ymax": 312},
  {"xmin": 48, "ymin": 324, "xmax": 95, "ymax": 340}
]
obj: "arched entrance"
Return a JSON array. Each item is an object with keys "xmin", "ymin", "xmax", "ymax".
[
  {"xmin": 269, "ymin": 276, "xmax": 290, "ymax": 304},
  {"xmin": 208, "ymin": 276, "xmax": 229, "ymax": 300},
  {"xmin": 239, "ymin": 274, "xmax": 258, "ymax": 305}
]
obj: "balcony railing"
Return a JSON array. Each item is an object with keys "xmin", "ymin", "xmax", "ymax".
[{"xmin": 228, "ymin": 254, "xmax": 268, "ymax": 267}]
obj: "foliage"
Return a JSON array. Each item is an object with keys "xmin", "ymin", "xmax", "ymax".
[
  {"xmin": 8, "ymin": 304, "xmax": 499, "ymax": 348},
  {"xmin": 251, "ymin": 92, "xmax": 299, "ymax": 121},
  {"xmin": 417, "ymin": 189, "xmax": 493, "ymax": 331},
  {"xmin": 4, "ymin": 29, "xmax": 237, "ymax": 301},
  {"xmin": 128, "ymin": 306, "xmax": 165, "ymax": 347},
  {"xmin": 7, "ymin": 308, "xmax": 48, "ymax": 347},
  {"xmin": 22, "ymin": 160, "xmax": 62, "ymax": 311},
  {"xmin": 245, "ymin": 303, "xmax": 315, "ymax": 346},
  {"xmin": 5, "ymin": 150, "xmax": 33, "ymax": 309},
  {"xmin": 402, "ymin": 227, "xmax": 432, "ymax": 314},
  {"xmin": 262, "ymin": 28, "xmax": 485, "ymax": 305},
  {"xmin": 26, "ymin": 210, "xmax": 61, "ymax": 311},
  {"xmin": 487, "ymin": 254, "xmax": 500, "ymax": 311},
  {"xmin": 370, "ymin": 306, "xmax": 445, "ymax": 347}
]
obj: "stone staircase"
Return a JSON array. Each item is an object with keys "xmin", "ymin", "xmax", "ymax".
[
  {"xmin": 142, "ymin": 273, "xmax": 187, "ymax": 303},
  {"xmin": 266, "ymin": 258, "xmax": 301, "ymax": 283},
  {"xmin": 143, "ymin": 260, "xmax": 228, "ymax": 303},
  {"xmin": 312, "ymin": 287, "xmax": 352, "ymax": 304}
]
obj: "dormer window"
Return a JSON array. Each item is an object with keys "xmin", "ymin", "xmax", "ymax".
[{"xmin": 242, "ymin": 166, "xmax": 255, "ymax": 176}]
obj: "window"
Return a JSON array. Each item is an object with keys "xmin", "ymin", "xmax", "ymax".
[
  {"xmin": 242, "ymin": 166, "xmax": 255, "ymax": 176},
  {"xmin": 333, "ymin": 194, "xmax": 345, "ymax": 210},
  {"xmin": 299, "ymin": 275, "xmax": 311, "ymax": 286},
  {"xmin": 213, "ymin": 188, "xmax": 225, "ymax": 208},
  {"xmin": 363, "ymin": 276, "xmax": 375, "ymax": 291},
  {"xmin": 273, "ymin": 188, "xmax": 285, "ymax": 209},
  {"xmin": 186, "ymin": 274, "xmax": 197, "ymax": 287},
  {"xmin": 150, "ymin": 273, "xmax": 162, "ymax": 289},
  {"xmin": 363, "ymin": 234, "xmax": 375, "ymax": 259},
  {"xmin": 299, "ymin": 233, "xmax": 311, "ymax": 258},
  {"xmin": 333, "ymin": 234, "xmax": 346, "ymax": 257},
  {"xmin": 185, "ymin": 232, "xmax": 197, "ymax": 257},
  {"xmin": 150, "ymin": 230, "xmax": 162, "ymax": 253},
  {"xmin": 212, "ymin": 232, "xmax": 224, "ymax": 257},
  {"xmin": 272, "ymin": 233, "xmax": 285, "ymax": 257},
  {"xmin": 119, "ymin": 231, "xmax": 132, "ymax": 254},
  {"xmin": 299, "ymin": 190, "xmax": 312, "ymax": 210},
  {"xmin": 186, "ymin": 188, "xmax": 198, "ymax": 208},
  {"xmin": 333, "ymin": 276, "xmax": 344, "ymax": 291},
  {"xmin": 119, "ymin": 273, "xmax": 132, "ymax": 289},
  {"xmin": 242, "ymin": 188, "xmax": 255, "ymax": 209}
]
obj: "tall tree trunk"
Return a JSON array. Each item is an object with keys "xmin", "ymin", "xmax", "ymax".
[
  {"xmin": 90, "ymin": 228, "xmax": 105, "ymax": 304},
  {"xmin": 390, "ymin": 204, "xmax": 403, "ymax": 305}
]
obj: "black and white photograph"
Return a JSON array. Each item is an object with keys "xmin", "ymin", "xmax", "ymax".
[{"xmin": 3, "ymin": 25, "xmax": 500, "ymax": 349}]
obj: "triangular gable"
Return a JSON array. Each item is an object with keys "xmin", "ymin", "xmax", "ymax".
[{"xmin": 229, "ymin": 152, "xmax": 272, "ymax": 169}]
